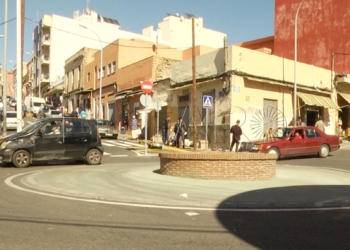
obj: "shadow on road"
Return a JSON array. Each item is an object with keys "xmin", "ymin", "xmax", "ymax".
[{"xmin": 216, "ymin": 185, "xmax": 350, "ymax": 249}]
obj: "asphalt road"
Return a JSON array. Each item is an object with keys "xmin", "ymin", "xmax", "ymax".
[{"xmin": 1, "ymin": 158, "xmax": 350, "ymax": 249}]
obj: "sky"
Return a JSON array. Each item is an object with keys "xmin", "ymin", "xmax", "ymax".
[{"xmin": 0, "ymin": 0, "xmax": 275, "ymax": 69}]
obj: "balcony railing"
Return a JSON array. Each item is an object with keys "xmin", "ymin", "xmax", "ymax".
[
  {"xmin": 41, "ymin": 54, "xmax": 50, "ymax": 64},
  {"xmin": 42, "ymin": 34, "xmax": 50, "ymax": 46}
]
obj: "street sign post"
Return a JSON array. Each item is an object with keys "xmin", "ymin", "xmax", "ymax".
[
  {"xmin": 203, "ymin": 95, "xmax": 213, "ymax": 150},
  {"xmin": 154, "ymin": 101, "xmax": 161, "ymax": 139},
  {"xmin": 140, "ymin": 80, "xmax": 153, "ymax": 155}
]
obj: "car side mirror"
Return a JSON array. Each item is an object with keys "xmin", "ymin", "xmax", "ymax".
[{"xmin": 37, "ymin": 130, "xmax": 43, "ymax": 137}]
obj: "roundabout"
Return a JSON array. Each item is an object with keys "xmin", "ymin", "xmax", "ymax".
[{"xmin": 5, "ymin": 162, "xmax": 350, "ymax": 211}]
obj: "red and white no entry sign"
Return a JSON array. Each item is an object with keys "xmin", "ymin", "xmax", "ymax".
[{"xmin": 141, "ymin": 80, "xmax": 154, "ymax": 94}]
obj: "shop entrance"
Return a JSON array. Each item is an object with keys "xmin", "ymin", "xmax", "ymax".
[{"xmin": 306, "ymin": 110, "xmax": 319, "ymax": 126}]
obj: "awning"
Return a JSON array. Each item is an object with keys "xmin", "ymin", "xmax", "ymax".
[
  {"xmin": 338, "ymin": 92, "xmax": 350, "ymax": 104},
  {"xmin": 44, "ymin": 86, "xmax": 64, "ymax": 97},
  {"xmin": 115, "ymin": 94, "xmax": 126, "ymax": 100},
  {"xmin": 115, "ymin": 90, "xmax": 133, "ymax": 100},
  {"xmin": 297, "ymin": 92, "xmax": 340, "ymax": 109}
]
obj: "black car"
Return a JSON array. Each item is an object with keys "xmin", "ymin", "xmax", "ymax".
[{"xmin": 0, "ymin": 117, "xmax": 104, "ymax": 168}]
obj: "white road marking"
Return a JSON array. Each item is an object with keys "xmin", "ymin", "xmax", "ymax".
[{"xmin": 4, "ymin": 171, "xmax": 350, "ymax": 212}]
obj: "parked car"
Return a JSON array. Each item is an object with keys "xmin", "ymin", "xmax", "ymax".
[
  {"xmin": 6, "ymin": 111, "xmax": 24, "ymax": 130},
  {"xmin": 239, "ymin": 126, "xmax": 340, "ymax": 159},
  {"xmin": 48, "ymin": 109, "xmax": 62, "ymax": 118},
  {"xmin": 9, "ymin": 98, "xmax": 17, "ymax": 107},
  {"xmin": 37, "ymin": 104, "xmax": 56, "ymax": 118},
  {"xmin": 0, "ymin": 117, "xmax": 104, "ymax": 168},
  {"xmin": 96, "ymin": 119, "xmax": 118, "ymax": 139}
]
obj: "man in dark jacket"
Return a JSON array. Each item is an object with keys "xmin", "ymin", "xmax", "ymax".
[
  {"xmin": 230, "ymin": 120, "xmax": 242, "ymax": 152},
  {"xmin": 175, "ymin": 117, "xmax": 187, "ymax": 148}
]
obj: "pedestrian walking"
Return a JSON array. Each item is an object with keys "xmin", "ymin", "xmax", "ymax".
[
  {"xmin": 230, "ymin": 120, "xmax": 242, "ymax": 152},
  {"xmin": 22, "ymin": 103, "xmax": 27, "ymax": 118},
  {"xmin": 162, "ymin": 116, "xmax": 170, "ymax": 144},
  {"xmin": 315, "ymin": 116, "xmax": 325, "ymax": 132},
  {"xmin": 174, "ymin": 117, "xmax": 187, "ymax": 148},
  {"xmin": 131, "ymin": 115, "xmax": 139, "ymax": 139}
]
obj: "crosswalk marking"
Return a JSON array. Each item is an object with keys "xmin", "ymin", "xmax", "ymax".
[
  {"xmin": 102, "ymin": 139, "xmax": 160, "ymax": 157},
  {"xmin": 102, "ymin": 140, "xmax": 144, "ymax": 148}
]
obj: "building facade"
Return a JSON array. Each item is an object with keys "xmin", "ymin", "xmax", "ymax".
[{"xmin": 164, "ymin": 45, "xmax": 338, "ymax": 149}]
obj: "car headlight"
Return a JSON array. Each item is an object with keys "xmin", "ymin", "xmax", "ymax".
[
  {"xmin": 252, "ymin": 144, "xmax": 259, "ymax": 150},
  {"xmin": 0, "ymin": 141, "xmax": 11, "ymax": 149}
]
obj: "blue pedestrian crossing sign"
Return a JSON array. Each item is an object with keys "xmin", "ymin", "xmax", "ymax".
[{"xmin": 203, "ymin": 95, "xmax": 213, "ymax": 109}]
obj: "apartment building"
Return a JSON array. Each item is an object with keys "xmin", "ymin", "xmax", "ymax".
[{"xmin": 33, "ymin": 9, "xmax": 226, "ymax": 120}]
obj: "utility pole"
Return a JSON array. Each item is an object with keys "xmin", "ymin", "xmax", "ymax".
[
  {"xmin": 192, "ymin": 17, "xmax": 197, "ymax": 151},
  {"xmin": 2, "ymin": 0, "xmax": 8, "ymax": 136}
]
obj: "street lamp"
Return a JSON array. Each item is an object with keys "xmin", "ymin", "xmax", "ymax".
[
  {"xmin": 25, "ymin": 52, "xmax": 39, "ymax": 97},
  {"xmin": 294, "ymin": 0, "xmax": 306, "ymax": 127},
  {"xmin": 79, "ymin": 24, "xmax": 103, "ymax": 119}
]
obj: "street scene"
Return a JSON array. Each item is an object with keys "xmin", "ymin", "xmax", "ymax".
[{"xmin": 1, "ymin": 0, "xmax": 350, "ymax": 249}]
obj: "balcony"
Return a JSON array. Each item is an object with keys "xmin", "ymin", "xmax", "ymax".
[
  {"xmin": 41, "ymin": 73, "xmax": 49, "ymax": 84},
  {"xmin": 42, "ymin": 34, "xmax": 50, "ymax": 46},
  {"xmin": 41, "ymin": 54, "xmax": 50, "ymax": 64}
]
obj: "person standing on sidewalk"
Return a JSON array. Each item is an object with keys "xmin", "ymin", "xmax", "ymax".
[
  {"xmin": 131, "ymin": 115, "xmax": 139, "ymax": 139},
  {"xmin": 162, "ymin": 116, "xmax": 170, "ymax": 144},
  {"xmin": 175, "ymin": 117, "xmax": 187, "ymax": 148},
  {"xmin": 315, "ymin": 116, "xmax": 325, "ymax": 132},
  {"xmin": 230, "ymin": 120, "xmax": 242, "ymax": 152}
]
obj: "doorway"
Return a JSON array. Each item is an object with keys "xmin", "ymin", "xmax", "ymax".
[{"xmin": 306, "ymin": 110, "xmax": 318, "ymax": 126}]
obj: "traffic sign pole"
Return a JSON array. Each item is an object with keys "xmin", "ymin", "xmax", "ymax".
[
  {"xmin": 145, "ymin": 94, "xmax": 148, "ymax": 155},
  {"xmin": 206, "ymin": 108, "xmax": 208, "ymax": 150}
]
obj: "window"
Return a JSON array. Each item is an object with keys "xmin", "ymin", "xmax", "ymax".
[
  {"xmin": 107, "ymin": 63, "xmax": 111, "ymax": 75},
  {"xmin": 102, "ymin": 66, "xmax": 105, "ymax": 78},
  {"xmin": 87, "ymin": 72, "xmax": 90, "ymax": 82},
  {"xmin": 306, "ymin": 128, "xmax": 321, "ymax": 138},
  {"xmin": 98, "ymin": 68, "xmax": 101, "ymax": 79},
  {"xmin": 112, "ymin": 61, "xmax": 116, "ymax": 73},
  {"xmin": 77, "ymin": 66, "xmax": 80, "ymax": 81}
]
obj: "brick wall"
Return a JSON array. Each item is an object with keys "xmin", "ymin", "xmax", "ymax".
[{"xmin": 159, "ymin": 152, "xmax": 276, "ymax": 180}]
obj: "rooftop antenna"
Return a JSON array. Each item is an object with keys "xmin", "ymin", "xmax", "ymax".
[{"xmin": 86, "ymin": 0, "xmax": 90, "ymax": 8}]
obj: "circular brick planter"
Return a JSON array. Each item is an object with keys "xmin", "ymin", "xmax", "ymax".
[{"xmin": 159, "ymin": 152, "xmax": 277, "ymax": 180}]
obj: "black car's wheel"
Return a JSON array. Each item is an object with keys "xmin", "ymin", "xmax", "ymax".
[
  {"xmin": 319, "ymin": 144, "xmax": 329, "ymax": 158},
  {"xmin": 267, "ymin": 147, "xmax": 280, "ymax": 159},
  {"xmin": 12, "ymin": 150, "xmax": 31, "ymax": 168},
  {"xmin": 86, "ymin": 149, "xmax": 102, "ymax": 165}
]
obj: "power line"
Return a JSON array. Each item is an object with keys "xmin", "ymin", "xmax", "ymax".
[{"xmin": 0, "ymin": 17, "xmax": 17, "ymax": 26}]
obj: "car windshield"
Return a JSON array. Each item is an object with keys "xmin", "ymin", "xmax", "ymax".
[
  {"xmin": 20, "ymin": 120, "xmax": 44, "ymax": 134},
  {"xmin": 33, "ymin": 102, "xmax": 44, "ymax": 107},
  {"xmin": 97, "ymin": 120, "xmax": 110, "ymax": 126},
  {"xmin": 6, "ymin": 112, "xmax": 16, "ymax": 118}
]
